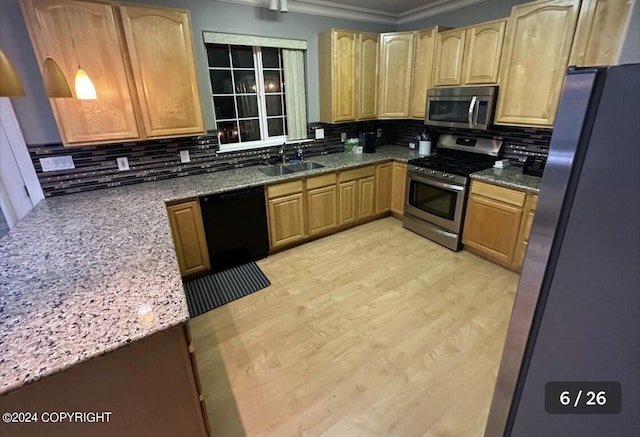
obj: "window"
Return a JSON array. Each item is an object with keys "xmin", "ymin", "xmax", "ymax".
[{"xmin": 206, "ymin": 44, "xmax": 288, "ymax": 150}]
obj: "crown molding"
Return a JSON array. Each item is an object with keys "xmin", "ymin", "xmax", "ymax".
[{"xmin": 215, "ymin": 0, "xmax": 489, "ymax": 25}]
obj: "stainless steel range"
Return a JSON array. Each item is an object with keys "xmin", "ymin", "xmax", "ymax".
[{"xmin": 403, "ymin": 134, "xmax": 502, "ymax": 251}]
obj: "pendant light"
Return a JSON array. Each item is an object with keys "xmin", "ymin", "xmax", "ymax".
[
  {"xmin": 269, "ymin": 0, "xmax": 277, "ymax": 11},
  {"xmin": 63, "ymin": 7, "xmax": 97, "ymax": 100},
  {"xmin": 0, "ymin": 49, "xmax": 26, "ymax": 97},
  {"xmin": 42, "ymin": 56, "xmax": 73, "ymax": 98},
  {"xmin": 280, "ymin": 0, "xmax": 288, "ymax": 12}
]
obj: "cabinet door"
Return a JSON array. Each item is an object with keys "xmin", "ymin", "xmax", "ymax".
[
  {"xmin": 267, "ymin": 193, "xmax": 305, "ymax": 249},
  {"xmin": 375, "ymin": 162, "xmax": 392, "ymax": 214},
  {"xmin": 357, "ymin": 32, "xmax": 379, "ymax": 120},
  {"xmin": 338, "ymin": 180, "xmax": 357, "ymax": 226},
  {"xmin": 21, "ymin": 0, "xmax": 141, "ymax": 145},
  {"xmin": 410, "ymin": 27, "xmax": 438, "ymax": 118},
  {"xmin": 433, "ymin": 28, "xmax": 466, "ymax": 87},
  {"xmin": 390, "ymin": 162, "xmax": 407, "ymax": 215},
  {"xmin": 166, "ymin": 200, "xmax": 210, "ymax": 278},
  {"xmin": 569, "ymin": 0, "xmax": 633, "ymax": 66},
  {"xmin": 307, "ymin": 185, "xmax": 338, "ymax": 236},
  {"xmin": 358, "ymin": 176, "xmax": 376, "ymax": 219},
  {"xmin": 332, "ymin": 30, "xmax": 358, "ymax": 122},
  {"xmin": 514, "ymin": 194, "xmax": 538, "ymax": 269},
  {"xmin": 495, "ymin": 0, "xmax": 580, "ymax": 127},
  {"xmin": 378, "ymin": 32, "xmax": 415, "ymax": 118},
  {"xmin": 119, "ymin": 5, "xmax": 205, "ymax": 138},
  {"xmin": 462, "ymin": 194, "xmax": 523, "ymax": 264},
  {"xmin": 462, "ymin": 19, "xmax": 506, "ymax": 85}
]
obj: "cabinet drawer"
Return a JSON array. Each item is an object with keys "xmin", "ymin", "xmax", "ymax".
[
  {"xmin": 267, "ymin": 180, "xmax": 303, "ymax": 198},
  {"xmin": 339, "ymin": 165, "xmax": 375, "ymax": 182},
  {"xmin": 306, "ymin": 172, "xmax": 337, "ymax": 190},
  {"xmin": 470, "ymin": 181, "xmax": 526, "ymax": 207}
]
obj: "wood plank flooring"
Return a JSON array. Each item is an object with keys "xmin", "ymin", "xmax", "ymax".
[{"xmin": 188, "ymin": 217, "xmax": 519, "ymax": 437}]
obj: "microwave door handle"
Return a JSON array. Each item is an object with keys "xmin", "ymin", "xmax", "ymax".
[
  {"xmin": 473, "ymin": 97, "xmax": 480, "ymax": 125},
  {"xmin": 468, "ymin": 96, "xmax": 477, "ymax": 127}
]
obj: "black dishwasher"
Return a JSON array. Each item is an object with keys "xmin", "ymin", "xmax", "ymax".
[{"xmin": 200, "ymin": 186, "xmax": 269, "ymax": 273}]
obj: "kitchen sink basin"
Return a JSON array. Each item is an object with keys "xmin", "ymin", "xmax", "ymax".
[
  {"xmin": 259, "ymin": 165, "xmax": 294, "ymax": 176},
  {"xmin": 286, "ymin": 161, "xmax": 325, "ymax": 172}
]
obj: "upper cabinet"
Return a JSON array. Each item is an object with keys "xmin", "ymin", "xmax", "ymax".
[
  {"xmin": 569, "ymin": 0, "xmax": 633, "ymax": 66},
  {"xmin": 21, "ymin": 0, "xmax": 205, "ymax": 146},
  {"xmin": 378, "ymin": 32, "xmax": 415, "ymax": 118},
  {"xmin": 433, "ymin": 28, "xmax": 466, "ymax": 86},
  {"xmin": 318, "ymin": 29, "xmax": 378, "ymax": 123},
  {"xmin": 409, "ymin": 27, "xmax": 439, "ymax": 118},
  {"xmin": 495, "ymin": 0, "xmax": 581, "ymax": 127},
  {"xmin": 119, "ymin": 5, "xmax": 205, "ymax": 138},
  {"xmin": 433, "ymin": 19, "xmax": 505, "ymax": 87},
  {"xmin": 462, "ymin": 19, "xmax": 506, "ymax": 85}
]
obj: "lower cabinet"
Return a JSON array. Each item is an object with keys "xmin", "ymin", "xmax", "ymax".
[
  {"xmin": 462, "ymin": 180, "xmax": 537, "ymax": 270},
  {"xmin": 266, "ymin": 180, "xmax": 306, "ymax": 249},
  {"xmin": 359, "ymin": 176, "xmax": 376, "ymax": 219},
  {"xmin": 306, "ymin": 173, "xmax": 338, "ymax": 236},
  {"xmin": 166, "ymin": 200, "xmax": 210, "ymax": 278},
  {"xmin": 338, "ymin": 180, "xmax": 358, "ymax": 226},
  {"xmin": 375, "ymin": 162, "xmax": 392, "ymax": 214},
  {"xmin": 339, "ymin": 165, "xmax": 376, "ymax": 224},
  {"xmin": 390, "ymin": 162, "xmax": 407, "ymax": 216}
]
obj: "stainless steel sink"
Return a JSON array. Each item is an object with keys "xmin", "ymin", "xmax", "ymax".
[
  {"xmin": 259, "ymin": 165, "xmax": 294, "ymax": 176},
  {"xmin": 286, "ymin": 161, "xmax": 325, "ymax": 172}
]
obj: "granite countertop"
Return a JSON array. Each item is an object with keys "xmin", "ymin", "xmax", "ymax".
[
  {"xmin": 470, "ymin": 166, "xmax": 542, "ymax": 193},
  {"xmin": 0, "ymin": 145, "xmax": 417, "ymax": 395}
]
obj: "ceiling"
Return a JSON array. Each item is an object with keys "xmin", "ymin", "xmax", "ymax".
[{"xmin": 218, "ymin": 0, "xmax": 489, "ymax": 24}]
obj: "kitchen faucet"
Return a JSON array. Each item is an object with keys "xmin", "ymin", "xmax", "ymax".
[{"xmin": 279, "ymin": 142, "xmax": 287, "ymax": 165}]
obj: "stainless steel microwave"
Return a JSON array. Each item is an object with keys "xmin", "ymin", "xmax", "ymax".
[{"xmin": 425, "ymin": 86, "xmax": 498, "ymax": 130}]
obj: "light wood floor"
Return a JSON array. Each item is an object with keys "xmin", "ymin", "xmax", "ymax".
[{"xmin": 189, "ymin": 217, "xmax": 519, "ymax": 437}]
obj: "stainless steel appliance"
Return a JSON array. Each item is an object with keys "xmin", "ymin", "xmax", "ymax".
[
  {"xmin": 403, "ymin": 134, "xmax": 501, "ymax": 251},
  {"xmin": 485, "ymin": 64, "xmax": 640, "ymax": 436},
  {"xmin": 425, "ymin": 86, "xmax": 498, "ymax": 130}
]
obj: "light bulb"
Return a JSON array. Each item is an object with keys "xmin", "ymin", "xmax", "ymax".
[{"xmin": 75, "ymin": 67, "xmax": 97, "ymax": 100}]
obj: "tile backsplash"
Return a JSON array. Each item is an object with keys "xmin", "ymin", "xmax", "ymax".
[{"xmin": 29, "ymin": 120, "xmax": 552, "ymax": 197}]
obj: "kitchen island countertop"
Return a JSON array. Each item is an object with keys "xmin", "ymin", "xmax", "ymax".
[
  {"xmin": 0, "ymin": 145, "xmax": 417, "ymax": 396},
  {"xmin": 470, "ymin": 166, "xmax": 542, "ymax": 193}
]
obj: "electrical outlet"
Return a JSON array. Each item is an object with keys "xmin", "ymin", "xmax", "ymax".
[
  {"xmin": 116, "ymin": 157, "xmax": 130, "ymax": 171},
  {"xmin": 315, "ymin": 128, "xmax": 325, "ymax": 140},
  {"xmin": 340, "ymin": 132, "xmax": 347, "ymax": 143},
  {"xmin": 376, "ymin": 128, "xmax": 382, "ymax": 138},
  {"xmin": 180, "ymin": 150, "xmax": 191, "ymax": 163}
]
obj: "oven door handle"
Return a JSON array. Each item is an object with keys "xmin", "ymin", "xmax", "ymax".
[
  {"xmin": 409, "ymin": 173, "xmax": 465, "ymax": 192},
  {"xmin": 468, "ymin": 96, "xmax": 477, "ymax": 128}
]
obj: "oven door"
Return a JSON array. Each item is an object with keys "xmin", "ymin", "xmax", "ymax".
[{"xmin": 404, "ymin": 172, "xmax": 467, "ymax": 233}]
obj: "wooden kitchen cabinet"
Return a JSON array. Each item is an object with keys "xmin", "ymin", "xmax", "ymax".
[
  {"xmin": 495, "ymin": 0, "xmax": 581, "ymax": 127},
  {"xmin": 338, "ymin": 180, "xmax": 358, "ymax": 226},
  {"xmin": 338, "ymin": 165, "xmax": 376, "ymax": 225},
  {"xmin": 378, "ymin": 32, "xmax": 415, "ymax": 118},
  {"xmin": 358, "ymin": 176, "xmax": 376, "ymax": 219},
  {"xmin": 433, "ymin": 28, "xmax": 466, "ymax": 86},
  {"xmin": 357, "ymin": 32, "xmax": 379, "ymax": 120},
  {"xmin": 375, "ymin": 162, "xmax": 392, "ymax": 214},
  {"xmin": 306, "ymin": 173, "xmax": 338, "ymax": 236},
  {"xmin": 21, "ymin": 0, "xmax": 205, "ymax": 145},
  {"xmin": 119, "ymin": 5, "xmax": 205, "ymax": 138},
  {"xmin": 21, "ymin": 0, "xmax": 141, "ymax": 145},
  {"xmin": 463, "ymin": 180, "xmax": 538, "ymax": 271},
  {"xmin": 409, "ymin": 27, "xmax": 439, "ymax": 118},
  {"xmin": 267, "ymin": 181, "xmax": 306, "ymax": 249},
  {"xmin": 166, "ymin": 199, "xmax": 210, "ymax": 278},
  {"xmin": 390, "ymin": 162, "xmax": 407, "ymax": 216},
  {"xmin": 569, "ymin": 0, "xmax": 633, "ymax": 66},
  {"xmin": 462, "ymin": 19, "xmax": 506, "ymax": 85}
]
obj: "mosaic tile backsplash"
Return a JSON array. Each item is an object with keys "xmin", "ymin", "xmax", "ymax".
[{"xmin": 28, "ymin": 120, "xmax": 551, "ymax": 197}]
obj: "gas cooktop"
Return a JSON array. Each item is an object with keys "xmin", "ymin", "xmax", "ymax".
[{"xmin": 408, "ymin": 154, "xmax": 496, "ymax": 177}]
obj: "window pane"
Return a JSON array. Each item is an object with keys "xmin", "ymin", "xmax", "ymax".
[
  {"xmin": 239, "ymin": 120, "xmax": 260, "ymax": 142},
  {"xmin": 236, "ymin": 95, "xmax": 258, "ymax": 118},
  {"xmin": 267, "ymin": 118, "xmax": 284, "ymax": 137},
  {"xmin": 207, "ymin": 44, "xmax": 230, "ymax": 67},
  {"xmin": 217, "ymin": 121, "xmax": 239, "ymax": 144},
  {"xmin": 213, "ymin": 96, "xmax": 236, "ymax": 120},
  {"xmin": 266, "ymin": 95, "xmax": 283, "ymax": 116},
  {"xmin": 231, "ymin": 46, "xmax": 254, "ymax": 68},
  {"xmin": 262, "ymin": 48, "xmax": 279, "ymax": 68},
  {"xmin": 233, "ymin": 71, "xmax": 256, "ymax": 93},
  {"xmin": 263, "ymin": 71, "xmax": 282, "ymax": 93},
  {"xmin": 210, "ymin": 70, "xmax": 233, "ymax": 94}
]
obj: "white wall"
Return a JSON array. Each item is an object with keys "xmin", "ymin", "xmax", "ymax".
[{"xmin": 619, "ymin": 0, "xmax": 640, "ymax": 63}]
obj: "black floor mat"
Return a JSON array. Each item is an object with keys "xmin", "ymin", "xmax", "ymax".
[{"xmin": 183, "ymin": 261, "xmax": 271, "ymax": 317}]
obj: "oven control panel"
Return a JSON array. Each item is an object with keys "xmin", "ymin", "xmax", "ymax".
[{"xmin": 408, "ymin": 165, "xmax": 468, "ymax": 186}]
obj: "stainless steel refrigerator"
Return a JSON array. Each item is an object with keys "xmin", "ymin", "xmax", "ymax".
[{"xmin": 485, "ymin": 64, "xmax": 640, "ymax": 436}]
